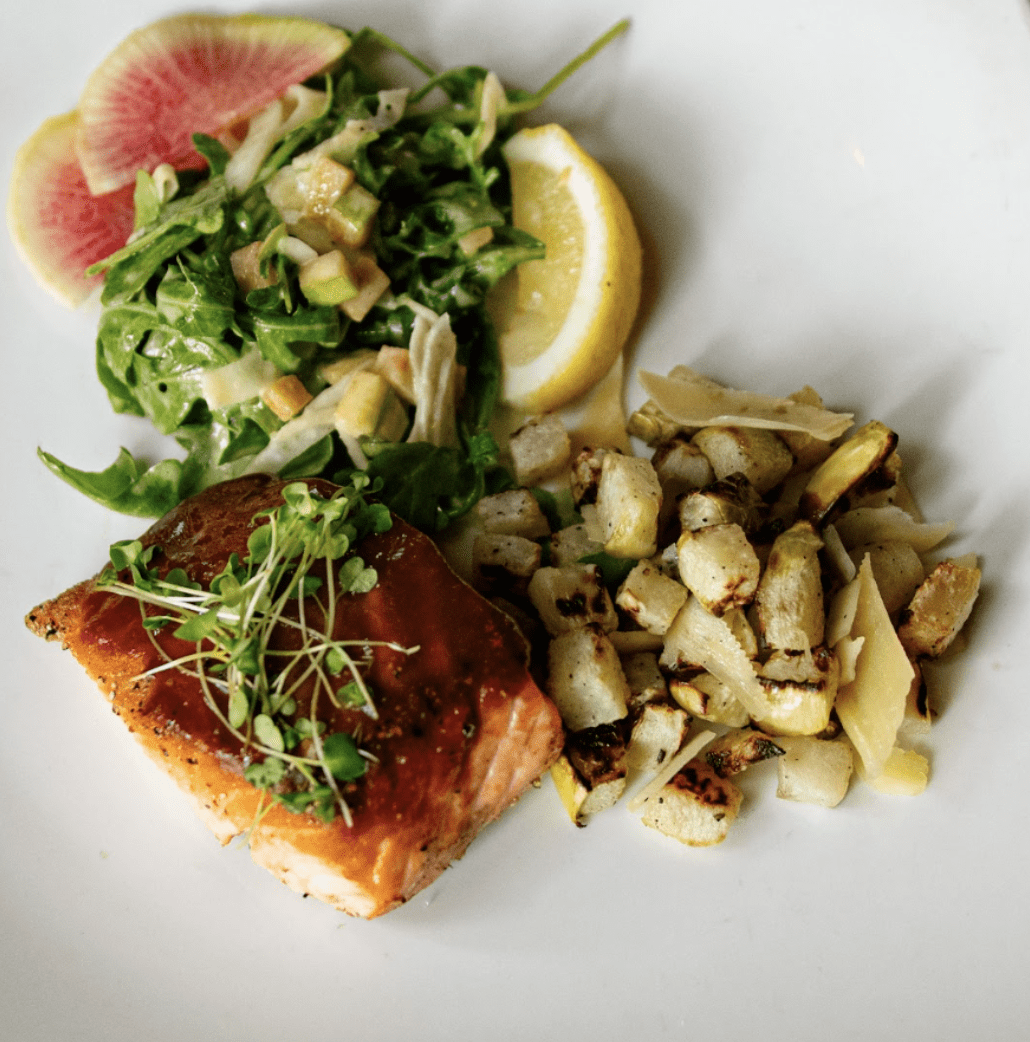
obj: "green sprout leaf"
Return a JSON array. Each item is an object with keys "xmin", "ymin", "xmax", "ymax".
[
  {"xmin": 244, "ymin": 756, "xmax": 287, "ymax": 790},
  {"xmin": 321, "ymin": 732, "xmax": 367, "ymax": 781},
  {"xmin": 101, "ymin": 479, "xmax": 415, "ymax": 826}
]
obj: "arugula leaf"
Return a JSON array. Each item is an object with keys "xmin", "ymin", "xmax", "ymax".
[
  {"xmin": 155, "ymin": 262, "xmax": 236, "ymax": 339},
  {"xmin": 37, "ymin": 446, "xmax": 187, "ymax": 518},
  {"xmin": 577, "ymin": 550, "xmax": 640, "ymax": 591},
  {"xmin": 91, "ymin": 177, "xmax": 232, "ymax": 302},
  {"xmin": 191, "ymin": 133, "xmax": 231, "ymax": 177},
  {"xmin": 361, "ymin": 429, "xmax": 505, "ymax": 531},
  {"xmin": 251, "ymin": 306, "xmax": 341, "ymax": 373}
]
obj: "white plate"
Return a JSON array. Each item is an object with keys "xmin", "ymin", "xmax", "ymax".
[{"xmin": 3, "ymin": 1, "xmax": 1029, "ymax": 1039}]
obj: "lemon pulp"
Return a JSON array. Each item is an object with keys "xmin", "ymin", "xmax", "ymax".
[{"xmin": 495, "ymin": 124, "xmax": 642, "ymax": 413}]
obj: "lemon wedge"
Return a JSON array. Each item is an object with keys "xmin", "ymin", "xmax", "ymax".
[{"xmin": 495, "ymin": 124, "xmax": 642, "ymax": 413}]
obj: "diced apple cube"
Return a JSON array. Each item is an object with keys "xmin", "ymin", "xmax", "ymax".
[
  {"xmin": 339, "ymin": 254, "xmax": 391, "ymax": 323},
  {"xmin": 299, "ymin": 250, "xmax": 358, "ymax": 306},
  {"xmin": 261, "ymin": 374, "xmax": 313, "ymax": 421},
  {"xmin": 302, "ymin": 155, "xmax": 356, "ymax": 223},
  {"xmin": 327, "ymin": 183, "xmax": 380, "ymax": 247},
  {"xmin": 333, "ymin": 370, "xmax": 407, "ymax": 441},
  {"xmin": 230, "ymin": 240, "xmax": 276, "ymax": 292}
]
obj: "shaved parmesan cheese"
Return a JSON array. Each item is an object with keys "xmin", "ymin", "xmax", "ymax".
[
  {"xmin": 826, "ymin": 576, "xmax": 861, "ymax": 647},
  {"xmin": 661, "ymin": 596, "xmax": 767, "ymax": 718},
  {"xmin": 856, "ymin": 745, "xmax": 930, "ymax": 795},
  {"xmin": 823, "ymin": 523, "xmax": 857, "ymax": 583},
  {"xmin": 833, "ymin": 505, "xmax": 955, "ymax": 553},
  {"xmin": 835, "ymin": 555, "xmax": 914, "ymax": 778},
  {"xmin": 627, "ymin": 729, "xmax": 717, "ymax": 811},
  {"xmin": 637, "ymin": 367, "xmax": 854, "ymax": 441}
]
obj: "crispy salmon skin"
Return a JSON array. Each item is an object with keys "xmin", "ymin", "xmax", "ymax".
[{"xmin": 26, "ymin": 474, "xmax": 563, "ymax": 918}]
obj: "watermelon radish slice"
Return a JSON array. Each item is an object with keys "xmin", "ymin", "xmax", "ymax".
[
  {"xmin": 76, "ymin": 13, "xmax": 351, "ymax": 195},
  {"xmin": 7, "ymin": 112, "xmax": 136, "ymax": 306}
]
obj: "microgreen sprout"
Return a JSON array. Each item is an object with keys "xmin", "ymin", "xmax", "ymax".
[
  {"xmin": 97, "ymin": 477, "xmax": 418, "ymax": 826},
  {"xmin": 357, "ymin": 19, "xmax": 630, "ymax": 125}
]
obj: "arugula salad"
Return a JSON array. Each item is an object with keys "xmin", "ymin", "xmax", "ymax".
[{"xmin": 40, "ymin": 24, "xmax": 626, "ymax": 532}]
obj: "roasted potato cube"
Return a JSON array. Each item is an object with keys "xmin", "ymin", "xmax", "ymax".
[
  {"xmin": 775, "ymin": 736, "xmax": 854, "ymax": 807},
  {"xmin": 551, "ymin": 722, "xmax": 627, "ymax": 825},
  {"xmin": 509, "ymin": 413, "xmax": 572, "ymax": 486},
  {"xmin": 754, "ymin": 520, "xmax": 825, "ymax": 651},
  {"xmin": 652, "ymin": 435, "xmax": 715, "ymax": 531},
  {"xmin": 570, "ymin": 446, "xmax": 611, "ymax": 506},
  {"xmin": 668, "ymin": 671, "xmax": 750, "ymax": 727},
  {"xmin": 528, "ymin": 564, "xmax": 617, "ymax": 636},
  {"xmin": 677, "ymin": 473, "xmax": 764, "ymax": 534},
  {"xmin": 676, "ymin": 523, "xmax": 760, "ymax": 616},
  {"xmin": 549, "ymin": 523, "xmax": 603, "ymax": 567},
  {"xmin": 652, "ymin": 435, "xmax": 716, "ymax": 493},
  {"xmin": 546, "ymin": 625, "xmax": 631, "ymax": 731},
  {"xmin": 620, "ymin": 650, "xmax": 669, "ymax": 708},
  {"xmin": 691, "ymin": 426, "xmax": 794, "ymax": 495},
  {"xmin": 704, "ymin": 728, "xmax": 785, "ymax": 778},
  {"xmin": 849, "ymin": 540, "xmax": 925, "ymax": 615},
  {"xmin": 472, "ymin": 533, "xmax": 542, "ymax": 596},
  {"xmin": 475, "ymin": 488, "xmax": 551, "ymax": 540},
  {"xmin": 897, "ymin": 558, "xmax": 981, "ymax": 659},
  {"xmin": 753, "ymin": 647, "xmax": 840, "ymax": 737},
  {"xmin": 843, "ymin": 450, "xmax": 905, "ymax": 511},
  {"xmin": 615, "ymin": 561, "xmax": 689, "ymax": 635},
  {"xmin": 625, "ymin": 701, "xmax": 691, "ymax": 785},
  {"xmin": 640, "ymin": 760, "xmax": 743, "ymax": 847},
  {"xmin": 596, "ymin": 453, "xmax": 663, "ymax": 559},
  {"xmin": 799, "ymin": 420, "xmax": 898, "ymax": 525}
]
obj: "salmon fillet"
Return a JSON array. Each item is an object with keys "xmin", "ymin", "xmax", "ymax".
[{"xmin": 26, "ymin": 474, "xmax": 563, "ymax": 918}]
